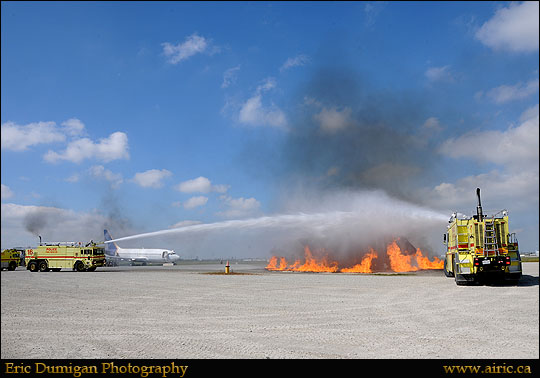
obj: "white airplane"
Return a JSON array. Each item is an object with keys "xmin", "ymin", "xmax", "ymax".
[{"xmin": 104, "ymin": 230, "xmax": 180, "ymax": 266}]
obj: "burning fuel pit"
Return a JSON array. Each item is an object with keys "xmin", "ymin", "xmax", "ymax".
[{"xmin": 266, "ymin": 238, "xmax": 443, "ymax": 273}]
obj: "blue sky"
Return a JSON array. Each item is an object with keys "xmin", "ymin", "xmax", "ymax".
[{"xmin": 1, "ymin": 1, "xmax": 538, "ymax": 255}]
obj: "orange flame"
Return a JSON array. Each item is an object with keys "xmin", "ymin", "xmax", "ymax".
[
  {"xmin": 266, "ymin": 239, "xmax": 443, "ymax": 273},
  {"xmin": 414, "ymin": 248, "xmax": 444, "ymax": 269},
  {"xmin": 296, "ymin": 246, "xmax": 339, "ymax": 272},
  {"xmin": 267, "ymin": 256, "xmax": 279, "ymax": 270},
  {"xmin": 386, "ymin": 240, "xmax": 418, "ymax": 272},
  {"xmin": 340, "ymin": 248, "xmax": 377, "ymax": 273}
]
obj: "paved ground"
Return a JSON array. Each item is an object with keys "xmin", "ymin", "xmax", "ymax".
[{"xmin": 1, "ymin": 261, "xmax": 538, "ymax": 359}]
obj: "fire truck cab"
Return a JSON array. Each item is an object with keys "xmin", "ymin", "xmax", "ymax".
[
  {"xmin": 443, "ymin": 188, "xmax": 522, "ymax": 285},
  {"xmin": 25, "ymin": 241, "xmax": 106, "ymax": 272},
  {"xmin": 1, "ymin": 249, "xmax": 24, "ymax": 271}
]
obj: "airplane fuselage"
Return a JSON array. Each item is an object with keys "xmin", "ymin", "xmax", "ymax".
[
  {"xmin": 103, "ymin": 229, "xmax": 180, "ymax": 265},
  {"xmin": 109, "ymin": 248, "xmax": 180, "ymax": 265}
]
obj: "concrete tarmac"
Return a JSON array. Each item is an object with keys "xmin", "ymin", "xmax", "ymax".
[{"xmin": 1, "ymin": 261, "xmax": 538, "ymax": 359}]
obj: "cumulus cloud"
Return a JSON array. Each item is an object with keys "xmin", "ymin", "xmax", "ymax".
[
  {"xmin": 238, "ymin": 77, "xmax": 287, "ymax": 128},
  {"xmin": 162, "ymin": 33, "xmax": 219, "ymax": 64},
  {"xmin": 280, "ymin": 54, "xmax": 310, "ymax": 72},
  {"xmin": 183, "ymin": 196, "xmax": 208, "ymax": 209},
  {"xmin": 425, "ymin": 65, "xmax": 455, "ymax": 82},
  {"xmin": 89, "ymin": 165, "xmax": 124, "ymax": 189},
  {"xmin": 61, "ymin": 118, "xmax": 86, "ymax": 137},
  {"xmin": 175, "ymin": 176, "xmax": 228, "ymax": 194},
  {"xmin": 177, "ymin": 176, "xmax": 212, "ymax": 193},
  {"xmin": 1, "ymin": 184, "xmax": 14, "ymax": 200},
  {"xmin": 422, "ymin": 104, "xmax": 539, "ymax": 213},
  {"xmin": 484, "ymin": 79, "xmax": 539, "ymax": 104},
  {"xmin": 217, "ymin": 195, "xmax": 261, "ymax": 218},
  {"xmin": 1, "ymin": 121, "xmax": 65, "ymax": 151},
  {"xmin": 313, "ymin": 106, "xmax": 354, "ymax": 134},
  {"xmin": 2, "ymin": 118, "xmax": 129, "ymax": 165},
  {"xmin": 421, "ymin": 169, "xmax": 538, "ymax": 212},
  {"xmin": 44, "ymin": 131, "xmax": 129, "ymax": 164},
  {"xmin": 439, "ymin": 104, "xmax": 539, "ymax": 169},
  {"xmin": 422, "ymin": 117, "xmax": 443, "ymax": 132},
  {"xmin": 304, "ymin": 97, "xmax": 355, "ymax": 134},
  {"xmin": 131, "ymin": 169, "xmax": 172, "ymax": 188},
  {"xmin": 238, "ymin": 95, "xmax": 287, "ymax": 128},
  {"xmin": 64, "ymin": 174, "xmax": 80, "ymax": 183},
  {"xmin": 475, "ymin": 1, "xmax": 539, "ymax": 53}
]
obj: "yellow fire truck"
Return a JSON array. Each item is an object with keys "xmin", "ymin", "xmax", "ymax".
[
  {"xmin": 443, "ymin": 188, "xmax": 522, "ymax": 285},
  {"xmin": 25, "ymin": 241, "xmax": 106, "ymax": 272},
  {"xmin": 1, "ymin": 249, "xmax": 24, "ymax": 271}
]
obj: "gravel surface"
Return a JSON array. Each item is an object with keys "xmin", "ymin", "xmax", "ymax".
[{"xmin": 2, "ymin": 262, "xmax": 538, "ymax": 359}]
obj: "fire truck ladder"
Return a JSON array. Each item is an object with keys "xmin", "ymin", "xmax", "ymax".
[{"xmin": 483, "ymin": 219, "xmax": 499, "ymax": 256}]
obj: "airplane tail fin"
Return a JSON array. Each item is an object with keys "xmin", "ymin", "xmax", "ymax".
[{"xmin": 104, "ymin": 229, "xmax": 119, "ymax": 256}]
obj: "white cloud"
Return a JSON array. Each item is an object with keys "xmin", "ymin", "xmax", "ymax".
[
  {"xmin": 280, "ymin": 54, "xmax": 310, "ymax": 72},
  {"xmin": 162, "ymin": 33, "xmax": 218, "ymax": 64},
  {"xmin": 1, "ymin": 184, "xmax": 14, "ymax": 200},
  {"xmin": 425, "ymin": 65, "xmax": 454, "ymax": 82},
  {"xmin": 238, "ymin": 94, "xmax": 287, "ymax": 128},
  {"xmin": 475, "ymin": 1, "xmax": 539, "ymax": 53},
  {"xmin": 183, "ymin": 196, "xmax": 208, "ymax": 209},
  {"xmin": 61, "ymin": 118, "xmax": 86, "ymax": 137},
  {"xmin": 313, "ymin": 106, "xmax": 354, "ymax": 134},
  {"xmin": 176, "ymin": 176, "xmax": 211, "ymax": 193},
  {"xmin": 237, "ymin": 77, "xmax": 287, "ymax": 128},
  {"xmin": 1, "ymin": 118, "xmax": 129, "ymax": 165},
  {"xmin": 131, "ymin": 169, "xmax": 172, "ymax": 188},
  {"xmin": 422, "ymin": 104, "xmax": 539, "ymax": 214},
  {"xmin": 422, "ymin": 117, "xmax": 443, "ymax": 132},
  {"xmin": 1, "ymin": 121, "xmax": 65, "ymax": 151},
  {"xmin": 305, "ymin": 97, "xmax": 355, "ymax": 134},
  {"xmin": 44, "ymin": 131, "xmax": 129, "ymax": 164},
  {"xmin": 65, "ymin": 174, "xmax": 80, "ymax": 183},
  {"xmin": 221, "ymin": 65, "xmax": 240, "ymax": 88},
  {"xmin": 422, "ymin": 169, "xmax": 538, "ymax": 212},
  {"xmin": 218, "ymin": 195, "xmax": 261, "ymax": 218},
  {"xmin": 485, "ymin": 79, "xmax": 539, "ymax": 104},
  {"xmin": 520, "ymin": 103, "xmax": 539, "ymax": 121},
  {"xmin": 211, "ymin": 184, "xmax": 229, "ymax": 194},
  {"xmin": 175, "ymin": 176, "xmax": 228, "ymax": 194},
  {"xmin": 256, "ymin": 77, "xmax": 277, "ymax": 93},
  {"xmin": 439, "ymin": 104, "xmax": 539, "ymax": 169},
  {"xmin": 89, "ymin": 165, "xmax": 124, "ymax": 189}
]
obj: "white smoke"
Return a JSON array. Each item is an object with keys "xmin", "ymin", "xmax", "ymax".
[{"xmin": 107, "ymin": 189, "xmax": 448, "ymax": 259}]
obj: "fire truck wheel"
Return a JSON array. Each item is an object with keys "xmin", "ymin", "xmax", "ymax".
[
  {"xmin": 28, "ymin": 261, "xmax": 38, "ymax": 272},
  {"xmin": 75, "ymin": 261, "xmax": 86, "ymax": 272},
  {"xmin": 39, "ymin": 261, "xmax": 49, "ymax": 272},
  {"xmin": 8, "ymin": 262, "xmax": 17, "ymax": 271}
]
